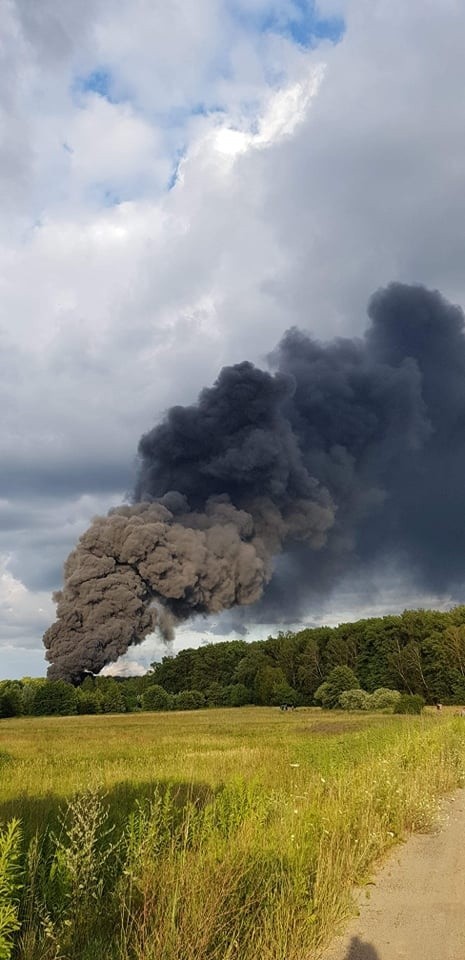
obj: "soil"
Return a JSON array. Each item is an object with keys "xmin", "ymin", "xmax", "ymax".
[{"xmin": 320, "ymin": 789, "xmax": 465, "ymax": 960}]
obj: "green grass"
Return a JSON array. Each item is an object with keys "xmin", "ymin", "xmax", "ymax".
[{"xmin": 0, "ymin": 708, "xmax": 464, "ymax": 959}]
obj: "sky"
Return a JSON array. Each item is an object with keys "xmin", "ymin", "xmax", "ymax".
[{"xmin": 2, "ymin": 0, "xmax": 465, "ymax": 678}]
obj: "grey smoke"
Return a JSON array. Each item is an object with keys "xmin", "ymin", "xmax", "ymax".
[{"xmin": 44, "ymin": 283, "xmax": 465, "ymax": 680}]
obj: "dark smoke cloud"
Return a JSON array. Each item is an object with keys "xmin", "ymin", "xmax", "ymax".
[{"xmin": 44, "ymin": 283, "xmax": 465, "ymax": 679}]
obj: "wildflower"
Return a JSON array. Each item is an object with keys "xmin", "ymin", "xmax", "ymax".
[{"xmin": 320, "ymin": 777, "xmax": 326, "ymax": 784}]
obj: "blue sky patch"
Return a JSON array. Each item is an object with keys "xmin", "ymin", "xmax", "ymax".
[
  {"xmin": 228, "ymin": 1, "xmax": 345, "ymax": 49},
  {"xmin": 167, "ymin": 148, "xmax": 186, "ymax": 190},
  {"xmin": 73, "ymin": 68, "xmax": 115, "ymax": 101}
]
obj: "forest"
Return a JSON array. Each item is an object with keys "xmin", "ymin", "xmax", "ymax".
[{"xmin": 3, "ymin": 605, "xmax": 465, "ymax": 717}]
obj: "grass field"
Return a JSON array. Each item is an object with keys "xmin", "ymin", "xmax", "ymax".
[{"xmin": 0, "ymin": 707, "xmax": 464, "ymax": 959}]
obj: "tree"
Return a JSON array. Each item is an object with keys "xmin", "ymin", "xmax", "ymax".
[
  {"xmin": 313, "ymin": 682, "xmax": 331, "ymax": 708},
  {"xmin": 0, "ymin": 681, "xmax": 22, "ymax": 718},
  {"xmin": 32, "ymin": 681, "xmax": 78, "ymax": 716},
  {"xmin": 76, "ymin": 690, "xmax": 102, "ymax": 714},
  {"xmin": 295, "ymin": 635, "xmax": 325, "ymax": 700},
  {"xmin": 174, "ymin": 690, "xmax": 205, "ymax": 711},
  {"xmin": 142, "ymin": 685, "xmax": 173, "ymax": 711},
  {"xmin": 314, "ymin": 666, "xmax": 360, "ymax": 709},
  {"xmin": 271, "ymin": 680, "xmax": 299, "ymax": 707},
  {"xmin": 202, "ymin": 683, "xmax": 226, "ymax": 707},
  {"xmin": 100, "ymin": 681, "xmax": 125, "ymax": 713},
  {"xmin": 254, "ymin": 665, "xmax": 292, "ymax": 705},
  {"xmin": 20, "ymin": 678, "xmax": 47, "ymax": 716},
  {"xmin": 234, "ymin": 647, "xmax": 268, "ymax": 694},
  {"xmin": 223, "ymin": 683, "xmax": 252, "ymax": 706},
  {"xmin": 131, "ymin": 605, "xmax": 465, "ymax": 707}
]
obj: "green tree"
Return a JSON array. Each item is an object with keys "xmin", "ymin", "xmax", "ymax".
[
  {"xmin": 20, "ymin": 678, "xmax": 47, "ymax": 716},
  {"xmin": 0, "ymin": 682, "xmax": 22, "ymax": 718},
  {"xmin": 254, "ymin": 665, "xmax": 293, "ymax": 705},
  {"xmin": 314, "ymin": 666, "xmax": 360, "ymax": 709},
  {"xmin": 203, "ymin": 682, "xmax": 227, "ymax": 707},
  {"xmin": 32, "ymin": 681, "xmax": 78, "ymax": 716},
  {"xmin": 271, "ymin": 680, "xmax": 299, "ymax": 707},
  {"xmin": 142, "ymin": 685, "xmax": 173, "ymax": 711},
  {"xmin": 76, "ymin": 690, "xmax": 102, "ymax": 714},
  {"xmin": 313, "ymin": 681, "xmax": 330, "ymax": 708},
  {"xmin": 100, "ymin": 681, "xmax": 125, "ymax": 714},
  {"xmin": 223, "ymin": 683, "xmax": 252, "ymax": 706},
  {"xmin": 174, "ymin": 690, "xmax": 205, "ymax": 711},
  {"xmin": 234, "ymin": 646, "xmax": 268, "ymax": 695},
  {"xmin": 295, "ymin": 634, "xmax": 325, "ymax": 700}
]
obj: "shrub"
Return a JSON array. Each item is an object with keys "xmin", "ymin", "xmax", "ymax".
[
  {"xmin": 313, "ymin": 682, "xmax": 330, "ymax": 707},
  {"xmin": 32, "ymin": 681, "xmax": 78, "ymax": 717},
  {"xmin": 271, "ymin": 681, "xmax": 299, "ymax": 707},
  {"xmin": 77, "ymin": 691, "xmax": 102, "ymax": 715},
  {"xmin": 0, "ymin": 683, "xmax": 22, "ymax": 719},
  {"xmin": 174, "ymin": 690, "xmax": 205, "ymax": 711},
  {"xmin": 100, "ymin": 682, "xmax": 126, "ymax": 714},
  {"xmin": 368, "ymin": 688, "xmax": 401, "ymax": 712},
  {"xmin": 315, "ymin": 667, "xmax": 360, "ymax": 709},
  {"xmin": 223, "ymin": 683, "xmax": 252, "ymax": 707},
  {"xmin": 394, "ymin": 694, "xmax": 425, "ymax": 715},
  {"xmin": 142, "ymin": 685, "xmax": 173, "ymax": 711},
  {"xmin": 339, "ymin": 689, "xmax": 371, "ymax": 711},
  {"xmin": 204, "ymin": 683, "xmax": 227, "ymax": 707}
]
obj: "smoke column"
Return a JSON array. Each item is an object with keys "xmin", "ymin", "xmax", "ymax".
[{"xmin": 44, "ymin": 283, "xmax": 465, "ymax": 680}]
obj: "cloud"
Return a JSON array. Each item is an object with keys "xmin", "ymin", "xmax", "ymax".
[
  {"xmin": 0, "ymin": 556, "xmax": 54, "ymax": 648},
  {"xmin": 3, "ymin": 0, "xmax": 465, "ymax": 676}
]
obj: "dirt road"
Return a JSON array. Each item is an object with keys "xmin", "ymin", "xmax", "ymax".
[{"xmin": 321, "ymin": 790, "xmax": 465, "ymax": 960}]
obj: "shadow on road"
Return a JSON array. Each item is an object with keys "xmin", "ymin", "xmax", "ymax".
[{"xmin": 344, "ymin": 936, "xmax": 381, "ymax": 959}]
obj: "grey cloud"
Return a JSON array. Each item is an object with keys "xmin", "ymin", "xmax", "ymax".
[
  {"xmin": 5, "ymin": 0, "xmax": 465, "ymax": 678},
  {"xmin": 44, "ymin": 283, "xmax": 465, "ymax": 680}
]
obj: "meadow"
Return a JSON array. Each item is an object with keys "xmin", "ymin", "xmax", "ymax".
[{"xmin": 0, "ymin": 707, "xmax": 464, "ymax": 960}]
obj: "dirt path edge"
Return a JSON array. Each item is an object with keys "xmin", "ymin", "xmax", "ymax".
[{"xmin": 320, "ymin": 789, "xmax": 465, "ymax": 960}]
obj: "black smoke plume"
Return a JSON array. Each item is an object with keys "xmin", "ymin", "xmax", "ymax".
[{"xmin": 44, "ymin": 283, "xmax": 465, "ymax": 680}]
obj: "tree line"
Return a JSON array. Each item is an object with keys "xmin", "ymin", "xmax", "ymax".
[
  {"xmin": 148, "ymin": 606, "xmax": 465, "ymax": 707},
  {"xmin": 2, "ymin": 606, "xmax": 465, "ymax": 717}
]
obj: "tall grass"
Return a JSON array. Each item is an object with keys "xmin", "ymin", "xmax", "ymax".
[
  {"xmin": 0, "ymin": 710, "xmax": 464, "ymax": 959},
  {"xmin": 0, "ymin": 820, "xmax": 22, "ymax": 960}
]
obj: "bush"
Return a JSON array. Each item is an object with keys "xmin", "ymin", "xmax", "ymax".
[
  {"xmin": 142, "ymin": 685, "xmax": 173, "ymax": 711},
  {"xmin": 394, "ymin": 694, "xmax": 425, "ymax": 715},
  {"xmin": 368, "ymin": 688, "xmax": 401, "ymax": 712},
  {"xmin": 204, "ymin": 683, "xmax": 227, "ymax": 707},
  {"xmin": 339, "ymin": 689, "xmax": 371, "ymax": 711},
  {"xmin": 271, "ymin": 681, "xmax": 299, "ymax": 707},
  {"xmin": 225, "ymin": 683, "xmax": 253, "ymax": 707},
  {"xmin": 0, "ymin": 682, "xmax": 22, "ymax": 718},
  {"xmin": 77, "ymin": 691, "xmax": 102, "ymax": 714},
  {"xmin": 174, "ymin": 690, "xmax": 206, "ymax": 711},
  {"xmin": 32, "ymin": 681, "xmax": 78, "ymax": 717},
  {"xmin": 314, "ymin": 666, "xmax": 360, "ymax": 709}
]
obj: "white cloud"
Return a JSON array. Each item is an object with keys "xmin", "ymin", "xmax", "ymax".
[
  {"xmin": 66, "ymin": 93, "xmax": 168, "ymax": 198},
  {"xmin": 3, "ymin": 0, "xmax": 465, "ymax": 676},
  {"xmin": 0, "ymin": 557, "xmax": 54, "ymax": 650}
]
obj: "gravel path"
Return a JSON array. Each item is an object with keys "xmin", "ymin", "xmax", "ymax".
[{"xmin": 321, "ymin": 790, "xmax": 465, "ymax": 960}]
